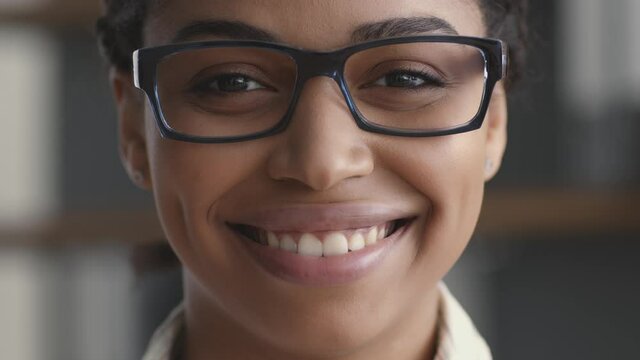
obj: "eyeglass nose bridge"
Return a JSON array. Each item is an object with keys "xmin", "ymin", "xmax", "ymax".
[
  {"xmin": 286, "ymin": 51, "xmax": 360, "ymax": 129},
  {"xmin": 296, "ymin": 52, "xmax": 344, "ymax": 83}
]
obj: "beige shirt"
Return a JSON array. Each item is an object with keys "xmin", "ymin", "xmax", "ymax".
[{"xmin": 142, "ymin": 283, "xmax": 492, "ymax": 360}]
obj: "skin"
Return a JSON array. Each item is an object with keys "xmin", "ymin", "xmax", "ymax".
[{"xmin": 111, "ymin": 1, "xmax": 508, "ymax": 359}]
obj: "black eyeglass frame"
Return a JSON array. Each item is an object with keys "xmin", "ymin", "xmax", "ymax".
[{"xmin": 133, "ymin": 35, "xmax": 508, "ymax": 143}]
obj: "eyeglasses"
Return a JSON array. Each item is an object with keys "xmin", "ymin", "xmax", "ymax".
[{"xmin": 133, "ymin": 36, "xmax": 507, "ymax": 143}]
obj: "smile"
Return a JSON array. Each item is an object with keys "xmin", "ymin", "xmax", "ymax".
[
  {"xmin": 223, "ymin": 204, "xmax": 417, "ymax": 285},
  {"xmin": 228, "ymin": 218, "xmax": 412, "ymax": 257}
]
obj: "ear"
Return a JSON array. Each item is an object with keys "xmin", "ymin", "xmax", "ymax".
[
  {"xmin": 483, "ymin": 83, "xmax": 508, "ymax": 181},
  {"xmin": 110, "ymin": 68, "xmax": 152, "ymax": 190}
]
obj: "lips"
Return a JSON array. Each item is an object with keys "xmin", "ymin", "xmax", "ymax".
[{"xmin": 224, "ymin": 204, "xmax": 416, "ymax": 286}]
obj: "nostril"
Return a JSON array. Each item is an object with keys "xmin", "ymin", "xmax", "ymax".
[{"xmin": 266, "ymin": 140, "xmax": 374, "ymax": 191}]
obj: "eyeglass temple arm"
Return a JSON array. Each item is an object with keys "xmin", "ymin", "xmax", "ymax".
[
  {"xmin": 501, "ymin": 41, "xmax": 509, "ymax": 79},
  {"xmin": 133, "ymin": 50, "xmax": 141, "ymax": 89}
]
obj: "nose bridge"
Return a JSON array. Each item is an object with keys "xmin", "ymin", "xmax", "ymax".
[{"xmin": 266, "ymin": 53, "xmax": 373, "ymax": 191}]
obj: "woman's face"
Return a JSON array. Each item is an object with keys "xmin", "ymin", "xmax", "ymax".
[{"xmin": 115, "ymin": 0, "xmax": 506, "ymax": 357}]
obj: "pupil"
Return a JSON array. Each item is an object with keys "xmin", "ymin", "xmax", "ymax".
[
  {"xmin": 218, "ymin": 76, "xmax": 249, "ymax": 91},
  {"xmin": 388, "ymin": 73, "xmax": 421, "ymax": 87}
]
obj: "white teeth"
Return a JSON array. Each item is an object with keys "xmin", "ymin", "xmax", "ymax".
[
  {"xmin": 280, "ymin": 235, "xmax": 297, "ymax": 253},
  {"xmin": 348, "ymin": 233, "xmax": 365, "ymax": 251},
  {"xmin": 267, "ymin": 232, "xmax": 279, "ymax": 248},
  {"xmin": 253, "ymin": 220, "xmax": 405, "ymax": 256},
  {"xmin": 366, "ymin": 227, "xmax": 378, "ymax": 246},
  {"xmin": 323, "ymin": 232, "xmax": 349, "ymax": 257},
  {"xmin": 298, "ymin": 233, "xmax": 323, "ymax": 257}
]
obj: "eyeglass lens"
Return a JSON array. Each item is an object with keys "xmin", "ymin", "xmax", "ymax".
[{"xmin": 156, "ymin": 42, "xmax": 487, "ymax": 138}]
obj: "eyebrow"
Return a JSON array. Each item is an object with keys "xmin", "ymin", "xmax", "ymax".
[
  {"xmin": 351, "ymin": 16, "xmax": 459, "ymax": 42},
  {"xmin": 172, "ymin": 20, "xmax": 280, "ymax": 43},
  {"xmin": 171, "ymin": 16, "xmax": 458, "ymax": 45}
]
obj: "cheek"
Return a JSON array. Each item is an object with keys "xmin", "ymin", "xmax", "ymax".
[
  {"xmin": 378, "ymin": 131, "xmax": 486, "ymax": 276},
  {"xmin": 143, "ymin": 118, "xmax": 270, "ymax": 274}
]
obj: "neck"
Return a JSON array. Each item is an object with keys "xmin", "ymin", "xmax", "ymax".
[{"xmin": 181, "ymin": 273, "xmax": 441, "ymax": 360}]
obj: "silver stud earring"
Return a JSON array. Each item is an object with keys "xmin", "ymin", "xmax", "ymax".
[
  {"xmin": 132, "ymin": 170, "xmax": 144, "ymax": 184},
  {"xmin": 485, "ymin": 159, "xmax": 494, "ymax": 174}
]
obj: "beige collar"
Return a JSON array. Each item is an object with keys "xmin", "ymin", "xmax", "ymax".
[{"xmin": 434, "ymin": 284, "xmax": 492, "ymax": 360}]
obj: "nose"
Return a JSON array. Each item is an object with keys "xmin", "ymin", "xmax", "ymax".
[{"xmin": 267, "ymin": 77, "xmax": 374, "ymax": 191}]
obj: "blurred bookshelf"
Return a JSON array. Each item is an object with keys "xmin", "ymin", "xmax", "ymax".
[
  {"xmin": 0, "ymin": 0, "xmax": 101, "ymax": 29},
  {"xmin": 2, "ymin": 2, "xmax": 639, "ymax": 360}
]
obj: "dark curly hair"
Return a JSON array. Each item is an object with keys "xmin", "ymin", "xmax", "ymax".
[{"xmin": 96, "ymin": 0, "xmax": 529, "ymax": 88}]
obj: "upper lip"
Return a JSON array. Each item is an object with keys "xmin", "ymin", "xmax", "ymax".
[{"xmin": 226, "ymin": 203, "xmax": 415, "ymax": 233}]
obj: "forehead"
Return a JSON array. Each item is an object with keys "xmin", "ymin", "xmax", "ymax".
[{"xmin": 145, "ymin": 0, "xmax": 485, "ymax": 49}]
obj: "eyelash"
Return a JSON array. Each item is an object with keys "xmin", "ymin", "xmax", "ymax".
[
  {"xmin": 375, "ymin": 69, "xmax": 446, "ymax": 89},
  {"xmin": 191, "ymin": 73, "xmax": 268, "ymax": 95},
  {"xmin": 186, "ymin": 67, "xmax": 447, "ymax": 98}
]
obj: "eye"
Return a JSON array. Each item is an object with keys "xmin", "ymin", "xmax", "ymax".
[
  {"xmin": 372, "ymin": 70, "xmax": 445, "ymax": 89},
  {"xmin": 194, "ymin": 73, "xmax": 267, "ymax": 93}
]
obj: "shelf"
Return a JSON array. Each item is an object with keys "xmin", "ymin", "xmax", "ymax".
[
  {"xmin": 1, "ymin": 188, "xmax": 639, "ymax": 245},
  {"xmin": 477, "ymin": 188, "xmax": 640, "ymax": 237}
]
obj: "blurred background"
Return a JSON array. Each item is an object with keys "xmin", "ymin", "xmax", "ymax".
[{"xmin": 1, "ymin": 0, "xmax": 639, "ymax": 359}]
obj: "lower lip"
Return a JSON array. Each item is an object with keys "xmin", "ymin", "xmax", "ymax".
[{"xmin": 233, "ymin": 221, "xmax": 412, "ymax": 287}]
